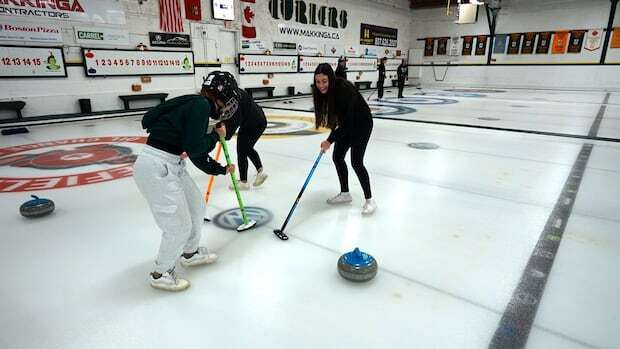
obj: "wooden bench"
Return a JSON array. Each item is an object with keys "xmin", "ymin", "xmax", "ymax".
[
  {"xmin": 118, "ymin": 93, "xmax": 168, "ymax": 110},
  {"xmin": 354, "ymin": 81, "xmax": 372, "ymax": 90},
  {"xmin": 245, "ymin": 87, "xmax": 275, "ymax": 99},
  {"xmin": 0, "ymin": 101, "xmax": 26, "ymax": 120}
]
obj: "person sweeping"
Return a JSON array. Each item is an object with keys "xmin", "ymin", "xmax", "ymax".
[
  {"xmin": 202, "ymin": 71, "xmax": 268, "ymax": 191},
  {"xmin": 133, "ymin": 82, "xmax": 235, "ymax": 292},
  {"xmin": 312, "ymin": 63, "xmax": 377, "ymax": 215}
]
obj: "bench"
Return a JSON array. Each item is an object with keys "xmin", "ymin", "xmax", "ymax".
[
  {"xmin": 118, "ymin": 93, "xmax": 168, "ymax": 110},
  {"xmin": 354, "ymin": 81, "xmax": 372, "ymax": 90},
  {"xmin": 0, "ymin": 101, "xmax": 26, "ymax": 120},
  {"xmin": 245, "ymin": 87, "xmax": 275, "ymax": 99}
]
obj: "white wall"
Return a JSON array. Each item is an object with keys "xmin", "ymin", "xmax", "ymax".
[
  {"xmin": 0, "ymin": 0, "xmax": 240, "ymax": 118},
  {"xmin": 409, "ymin": 0, "xmax": 620, "ymax": 90},
  {"xmin": 0, "ymin": 0, "xmax": 412, "ymax": 118},
  {"xmin": 238, "ymin": 0, "xmax": 412, "ymax": 96}
]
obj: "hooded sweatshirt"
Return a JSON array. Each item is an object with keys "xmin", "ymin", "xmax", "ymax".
[{"xmin": 142, "ymin": 94, "xmax": 226, "ymax": 175}]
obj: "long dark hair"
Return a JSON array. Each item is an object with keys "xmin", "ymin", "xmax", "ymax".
[{"xmin": 312, "ymin": 63, "xmax": 338, "ymax": 130}]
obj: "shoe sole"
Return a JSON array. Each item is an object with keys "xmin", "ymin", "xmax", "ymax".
[
  {"xmin": 253, "ymin": 174, "xmax": 268, "ymax": 187},
  {"xmin": 150, "ymin": 280, "xmax": 190, "ymax": 291},
  {"xmin": 181, "ymin": 257, "xmax": 218, "ymax": 267}
]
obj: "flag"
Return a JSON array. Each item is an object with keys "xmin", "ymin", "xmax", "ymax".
[
  {"xmin": 160, "ymin": 0, "xmax": 184, "ymax": 33},
  {"xmin": 521, "ymin": 32, "xmax": 536, "ymax": 54},
  {"xmin": 493, "ymin": 34, "xmax": 507, "ymax": 54},
  {"xmin": 567, "ymin": 30, "xmax": 585, "ymax": 53},
  {"xmin": 241, "ymin": 0, "xmax": 256, "ymax": 38},
  {"xmin": 184, "ymin": 0, "xmax": 201, "ymax": 21},
  {"xmin": 552, "ymin": 31, "xmax": 569, "ymax": 54},
  {"xmin": 584, "ymin": 28, "xmax": 603, "ymax": 51}
]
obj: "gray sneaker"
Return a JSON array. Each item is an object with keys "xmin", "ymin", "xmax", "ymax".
[
  {"xmin": 150, "ymin": 268, "xmax": 190, "ymax": 292},
  {"xmin": 180, "ymin": 247, "xmax": 218, "ymax": 267},
  {"xmin": 326, "ymin": 192, "xmax": 353, "ymax": 205}
]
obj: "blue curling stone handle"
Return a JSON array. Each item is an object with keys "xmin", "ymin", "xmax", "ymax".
[
  {"xmin": 342, "ymin": 247, "xmax": 375, "ymax": 267},
  {"xmin": 23, "ymin": 195, "xmax": 51, "ymax": 207}
]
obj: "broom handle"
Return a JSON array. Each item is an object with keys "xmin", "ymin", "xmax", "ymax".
[
  {"xmin": 204, "ymin": 143, "xmax": 222, "ymax": 204},
  {"xmin": 219, "ymin": 136, "xmax": 249, "ymax": 224}
]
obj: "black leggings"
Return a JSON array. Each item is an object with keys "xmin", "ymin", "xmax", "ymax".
[
  {"xmin": 237, "ymin": 123, "xmax": 266, "ymax": 181},
  {"xmin": 332, "ymin": 126, "xmax": 373, "ymax": 199},
  {"xmin": 377, "ymin": 80, "xmax": 384, "ymax": 98}
]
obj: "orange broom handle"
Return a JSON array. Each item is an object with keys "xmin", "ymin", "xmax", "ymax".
[{"xmin": 204, "ymin": 142, "xmax": 223, "ymax": 203}]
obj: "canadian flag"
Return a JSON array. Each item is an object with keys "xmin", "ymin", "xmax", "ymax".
[{"xmin": 241, "ymin": 0, "xmax": 256, "ymax": 38}]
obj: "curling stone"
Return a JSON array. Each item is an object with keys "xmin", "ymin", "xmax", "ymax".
[
  {"xmin": 20, "ymin": 195, "xmax": 55, "ymax": 218},
  {"xmin": 337, "ymin": 247, "xmax": 378, "ymax": 282}
]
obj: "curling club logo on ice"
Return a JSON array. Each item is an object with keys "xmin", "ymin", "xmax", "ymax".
[{"xmin": 0, "ymin": 136, "xmax": 146, "ymax": 192}]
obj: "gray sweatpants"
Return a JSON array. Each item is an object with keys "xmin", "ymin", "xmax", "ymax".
[{"xmin": 133, "ymin": 145, "xmax": 206, "ymax": 274}]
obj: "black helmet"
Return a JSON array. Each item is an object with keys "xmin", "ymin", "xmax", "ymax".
[{"xmin": 202, "ymin": 71, "xmax": 240, "ymax": 121}]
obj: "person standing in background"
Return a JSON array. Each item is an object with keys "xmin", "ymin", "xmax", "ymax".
[
  {"xmin": 377, "ymin": 57, "xmax": 387, "ymax": 99},
  {"xmin": 397, "ymin": 59, "xmax": 408, "ymax": 98},
  {"xmin": 335, "ymin": 56, "xmax": 348, "ymax": 80}
]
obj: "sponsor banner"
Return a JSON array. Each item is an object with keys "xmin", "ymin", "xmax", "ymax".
[
  {"xmin": 238, "ymin": 53, "xmax": 297, "ymax": 74},
  {"xmin": 0, "ymin": 21, "xmax": 61, "ymax": 43},
  {"xmin": 75, "ymin": 26, "xmax": 129, "ymax": 46},
  {"xmin": 0, "ymin": 45, "xmax": 66, "ymax": 77},
  {"xmin": 567, "ymin": 30, "xmax": 585, "ymax": 53},
  {"xmin": 584, "ymin": 28, "xmax": 603, "ymax": 51},
  {"xmin": 552, "ymin": 31, "xmax": 569, "ymax": 54},
  {"xmin": 462, "ymin": 36, "xmax": 474, "ymax": 55},
  {"xmin": 0, "ymin": 0, "xmax": 126, "ymax": 25},
  {"xmin": 273, "ymin": 41, "xmax": 296, "ymax": 53},
  {"xmin": 277, "ymin": 23, "xmax": 340, "ymax": 41},
  {"xmin": 612, "ymin": 28, "xmax": 620, "ymax": 49},
  {"xmin": 241, "ymin": 39, "xmax": 266, "ymax": 52},
  {"xmin": 507, "ymin": 33, "xmax": 521, "ymax": 54},
  {"xmin": 324, "ymin": 44, "xmax": 344, "ymax": 56},
  {"xmin": 521, "ymin": 32, "xmax": 536, "ymax": 54},
  {"xmin": 536, "ymin": 32, "xmax": 552, "ymax": 54},
  {"xmin": 83, "ymin": 49, "xmax": 194, "ymax": 76},
  {"xmin": 424, "ymin": 38, "xmax": 434, "ymax": 57},
  {"xmin": 360, "ymin": 23, "xmax": 397, "ymax": 47},
  {"xmin": 437, "ymin": 37, "xmax": 448, "ymax": 55},
  {"xmin": 297, "ymin": 43, "xmax": 319, "ymax": 55},
  {"xmin": 494, "ymin": 34, "xmax": 508, "ymax": 54},
  {"xmin": 449, "ymin": 37, "xmax": 460, "ymax": 56},
  {"xmin": 298, "ymin": 55, "xmax": 337, "ymax": 72},
  {"xmin": 346, "ymin": 57, "xmax": 376, "ymax": 71},
  {"xmin": 149, "ymin": 32, "xmax": 191, "ymax": 48},
  {"xmin": 345, "ymin": 46, "xmax": 357, "ymax": 56},
  {"xmin": 475, "ymin": 35, "xmax": 488, "ymax": 55},
  {"xmin": 362, "ymin": 46, "xmax": 377, "ymax": 57}
]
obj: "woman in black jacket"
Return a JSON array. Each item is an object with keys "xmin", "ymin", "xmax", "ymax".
[
  {"xmin": 203, "ymin": 71, "xmax": 268, "ymax": 190},
  {"xmin": 312, "ymin": 63, "xmax": 376, "ymax": 215}
]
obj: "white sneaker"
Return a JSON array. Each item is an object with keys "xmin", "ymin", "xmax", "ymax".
[
  {"xmin": 180, "ymin": 247, "xmax": 218, "ymax": 267},
  {"xmin": 253, "ymin": 170, "xmax": 268, "ymax": 187},
  {"xmin": 150, "ymin": 268, "xmax": 190, "ymax": 292},
  {"xmin": 326, "ymin": 192, "xmax": 353, "ymax": 205},
  {"xmin": 362, "ymin": 199, "xmax": 377, "ymax": 215},
  {"xmin": 229, "ymin": 181, "xmax": 250, "ymax": 191}
]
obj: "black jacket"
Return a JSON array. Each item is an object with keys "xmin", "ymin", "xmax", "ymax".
[
  {"xmin": 377, "ymin": 63, "xmax": 386, "ymax": 82},
  {"xmin": 326, "ymin": 78, "xmax": 373, "ymax": 144},
  {"xmin": 335, "ymin": 64, "xmax": 347, "ymax": 80},
  {"xmin": 223, "ymin": 89, "xmax": 267, "ymax": 140},
  {"xmin": 397, "ymin": 64, "xmax": 408, "ymax": 82}
]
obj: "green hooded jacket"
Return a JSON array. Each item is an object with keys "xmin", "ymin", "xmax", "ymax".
[{"xmin": 142, "ymin": 94, "xmax": 225, "ymax": 175}]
